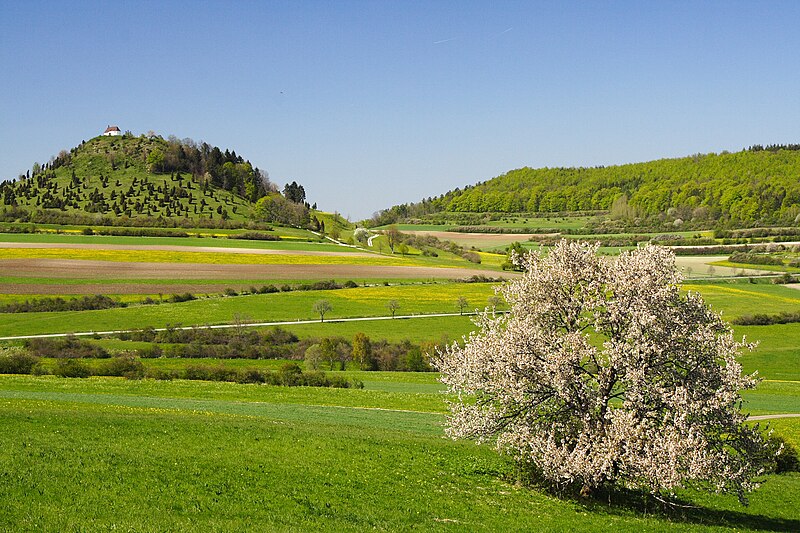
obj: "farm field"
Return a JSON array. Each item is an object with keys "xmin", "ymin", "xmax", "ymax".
[
  {"xmin": 0, "ymin": 375, "xmax": 798, "ymax": 531},
  {"xmin": 0, "ymin": 283, "xmax": 501, "ymax": 338},
  {"xmin": 2, "ymin": 230, "xmax": 800, "ymax": 531},
  {"xmin": 0, "ymin": 233, "xmax": 507, "ymax": 298}
]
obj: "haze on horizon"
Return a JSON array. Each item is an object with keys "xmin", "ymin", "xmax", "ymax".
[{"xmin": 1, "ymin": 1, "xmax": 799, "ymax": 220}]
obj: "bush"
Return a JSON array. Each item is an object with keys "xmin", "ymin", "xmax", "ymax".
[
  {"xmin": 237, "ymin": 368, "xmax": 267, "ymax": 384},
  {"xmin": 144, "ymin": 368, "xmax": 175, "ymax": 380},
  {"xmin": 462, "ymin": 252, "xmax": 481, "ymax": 264},
  {"xmin": 761, "ymin": 434, "xmax": 800, "ymax": 474},
  {"xmin": 775, "ymin": 436, "xmax": 800, "ymax": 473},
  {"xmin": 728, "ymin": 252, "xmax": 784, "ymax": 266},
  {"xmin": 258, "ymin": 284, "xmax": 279, "ymax": 294},
  {"xmin": 25, "ymin": 337, "xmax": 109, "ymax": 359},
  {"xmin": 0, "ymin": 347, "xmax": 40, "ymax": 374},
  {"xmin": 54, "ymin": 358, "xmax": 92, "ymax": 378},
  {"xmin": 168, "ymin": 293, "xmax": 196, "ymax": 303},
  {"xmin": 278, "ymin": 362, "xmax": 304, "ymax": 386},
  {"xmin": 97, "ymin": 355, "xmax": 145, "ymax": 379}
]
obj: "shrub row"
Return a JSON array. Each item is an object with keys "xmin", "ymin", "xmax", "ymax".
[
  {"xmin": 25, "ymin": 337, "xmax": 109, "ymax": 358},
  {"xmin": 0, "ymin": 348, "xmax": 361, "ymax": 388},
  {"xmin": 0, "ymin": 295, "xmax": 124, "ymax": 313},
  {"xmin": 732, "ymin": 310, "xmax": 800, "ymax": 326},
  {"xmin": 82, "ymin": 227, "xmax": 189, "ymax": 238},
  {"xmin": 120, "ymin": 325, "xmax": 298, "ymax": 345},
  {"xmin": 715, "ymin": 227, "xmax": 800, "ymax": 239},
  {"xmin": 22, "ymin": 326, "xmax": 440, "ymax": 372},
  {"xmin": 0, "ymin": 207, "xmax": 275, "ymax": 230},
  {"xmin": 728, "ymin": 252, "xmax": 784, "ymax": 266},
  {"xmin": 228, "ymin": 231, "xmax": 280, "ymax": 241},
  {"xmin": 451, "ymin": 226, "xmax": 560, "ymax": 234}
]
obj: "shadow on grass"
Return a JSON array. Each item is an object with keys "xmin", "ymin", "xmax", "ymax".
[{"xmin": 574, "ymin": 485, "xmax": 800, "ymax": 532}]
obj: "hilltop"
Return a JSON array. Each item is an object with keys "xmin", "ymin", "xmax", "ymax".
[
  {"xmin": 0, "ymin": 132, "xmax": 275, "ymax": 226},
  {"xmin": 372, "ymin": 145, "xmax": 800, "ymax": 228}
]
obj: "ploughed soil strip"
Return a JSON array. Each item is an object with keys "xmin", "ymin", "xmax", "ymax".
[{"xmin": 0, "ymin": 259, "xmax": 514, "ymax": 294}]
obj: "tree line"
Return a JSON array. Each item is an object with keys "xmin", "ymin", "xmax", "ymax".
[{"xmin": 372, "ymin": 148, "xmax": 800, "ymax": 227}]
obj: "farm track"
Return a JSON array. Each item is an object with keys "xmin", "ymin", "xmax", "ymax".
[{"xmin": 747, "ymin": 413, "xmax": 800, "ymax": 420}]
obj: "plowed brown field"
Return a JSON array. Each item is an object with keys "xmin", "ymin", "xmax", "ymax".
[{"xmin": 0, "ymin": 258, "xmax": 512, "ymax": 294}]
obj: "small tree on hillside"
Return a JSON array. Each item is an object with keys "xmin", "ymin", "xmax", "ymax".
[
  {"xmin": 385, "ymin": 225, "xmax": 401, "ymax": 253},
  {"xmin": 435, "ymin": 240, "xmax": 770, "ymax": 504},
  {"xmin": 313, "ymin": 299, "xmax": 332, "ymax": 322},
  {"xmin": 353, "ymin": 227, "xmax": 369, "ymax": 244}
]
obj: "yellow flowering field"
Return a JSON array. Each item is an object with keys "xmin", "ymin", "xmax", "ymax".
[{"xmin": 0, "ymin": 247, "xmax": 418, "ymax": 267}]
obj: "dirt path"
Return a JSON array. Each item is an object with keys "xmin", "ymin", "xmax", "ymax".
[{"xmin": 747, "ymin": 414, "xmax": 800, "ymax": 421}]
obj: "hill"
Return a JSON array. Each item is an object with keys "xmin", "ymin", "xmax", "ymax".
[
  {"xmin": 372, "ymin": 145, "xmax": 800, "ymax": 228},
  {"xmin": 0, "ymin": 133, "xmax": 274, "ymax": 226}
]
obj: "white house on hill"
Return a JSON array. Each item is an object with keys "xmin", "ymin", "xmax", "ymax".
[{"xmin": 103, "ymin": 125, "xmax": 121, "ymax": 136}]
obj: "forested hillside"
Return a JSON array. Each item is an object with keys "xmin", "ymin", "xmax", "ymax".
[
  {"xmin": 0, "ymin": 133, "xmax": 277, "ymax": 225},
  {"xmin": 375, "ymin": 146, "xmax": 800, "ymax": 226}
]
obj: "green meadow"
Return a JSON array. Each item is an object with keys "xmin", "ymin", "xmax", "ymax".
[
  {"xmin": 0, "ymin": 283, "xmax": 499, "ymax": 338},
  {"xmin": 2, "ymin": 229, "xmax": 800, "ymax": 531},
  {"xmin": 0, "ymin": 375, "xmax": 798, "ymax": 532}
]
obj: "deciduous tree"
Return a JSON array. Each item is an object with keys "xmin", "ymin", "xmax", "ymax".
[
  {"xmin": 313, "ymin": 299, "xmax": 332, "ymax": 322},
  {"xmin": 435, "ymin": 240, "xmax": 769, "ymax": 504}
]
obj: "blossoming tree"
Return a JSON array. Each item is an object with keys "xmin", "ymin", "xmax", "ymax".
[{"xmin": 435, "ymin": 240, "xmax": 768, "ymax": 503}]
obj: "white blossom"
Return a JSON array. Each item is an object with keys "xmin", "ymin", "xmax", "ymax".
[{"xmin": 434, "ymin": 240, "xmax": 769, "ymax": 503}]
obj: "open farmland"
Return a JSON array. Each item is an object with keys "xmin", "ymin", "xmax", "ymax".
[
  {"xmin": 2, "ymin": 230, "xmax": 800, "ymax": 531},
  {"xmin": 0, "ymin": 282, "xmax": 502, "ymax": 338},
  {"xmin": 0, "ymin": 235, "xmax": 511, "ymax": 297},
  {"xmin": 0, "ymin": 375, "xmax": 798, "ymax": 531}
]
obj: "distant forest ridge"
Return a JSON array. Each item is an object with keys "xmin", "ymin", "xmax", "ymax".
[{"xmin": 374, "ymin": 145, "xmax": 800, "ymax": 226}]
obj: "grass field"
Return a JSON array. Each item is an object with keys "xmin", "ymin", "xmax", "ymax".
[
  {"xmin": 0, "ymin": 283, "xmax": 501, "ymax": 338},
  {"xmin": 0, "ymin": 375, "xmax": 798, "ymax": 531},
  {"xmin": 3, "ymin": 229, "xmax": 800, "ymax": 530}
]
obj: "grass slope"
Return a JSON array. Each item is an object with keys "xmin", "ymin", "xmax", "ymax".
[
  {"xmin": 0, "ymin": 375, "xmax": 798, "ymax": 531},
  {"xmin": 2, "ymin": 135, "xmax": 253, "ymax": 222}
]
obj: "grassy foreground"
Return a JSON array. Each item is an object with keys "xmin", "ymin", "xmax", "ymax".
[{"xmin": 1, "ymin": 375, "xmax": 799, "ymax": 532}]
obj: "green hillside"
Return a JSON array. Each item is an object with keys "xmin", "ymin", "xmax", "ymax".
[
  {"xmin": 0, "ymin": 133, "xmax": 273, "ymax": 225},
  {"xmin": 375, "ymin": 145, "xmax": 800, "ymax": 227}
]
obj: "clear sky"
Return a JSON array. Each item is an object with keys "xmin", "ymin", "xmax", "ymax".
[{"xmin": 2, "ymin": 1, "xmax": 799, "ymax": 220}]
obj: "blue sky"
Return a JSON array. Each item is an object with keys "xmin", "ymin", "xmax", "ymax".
[{"xmin": 2, "ymin": 1, "xmax": 799, "ymax": 220}]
